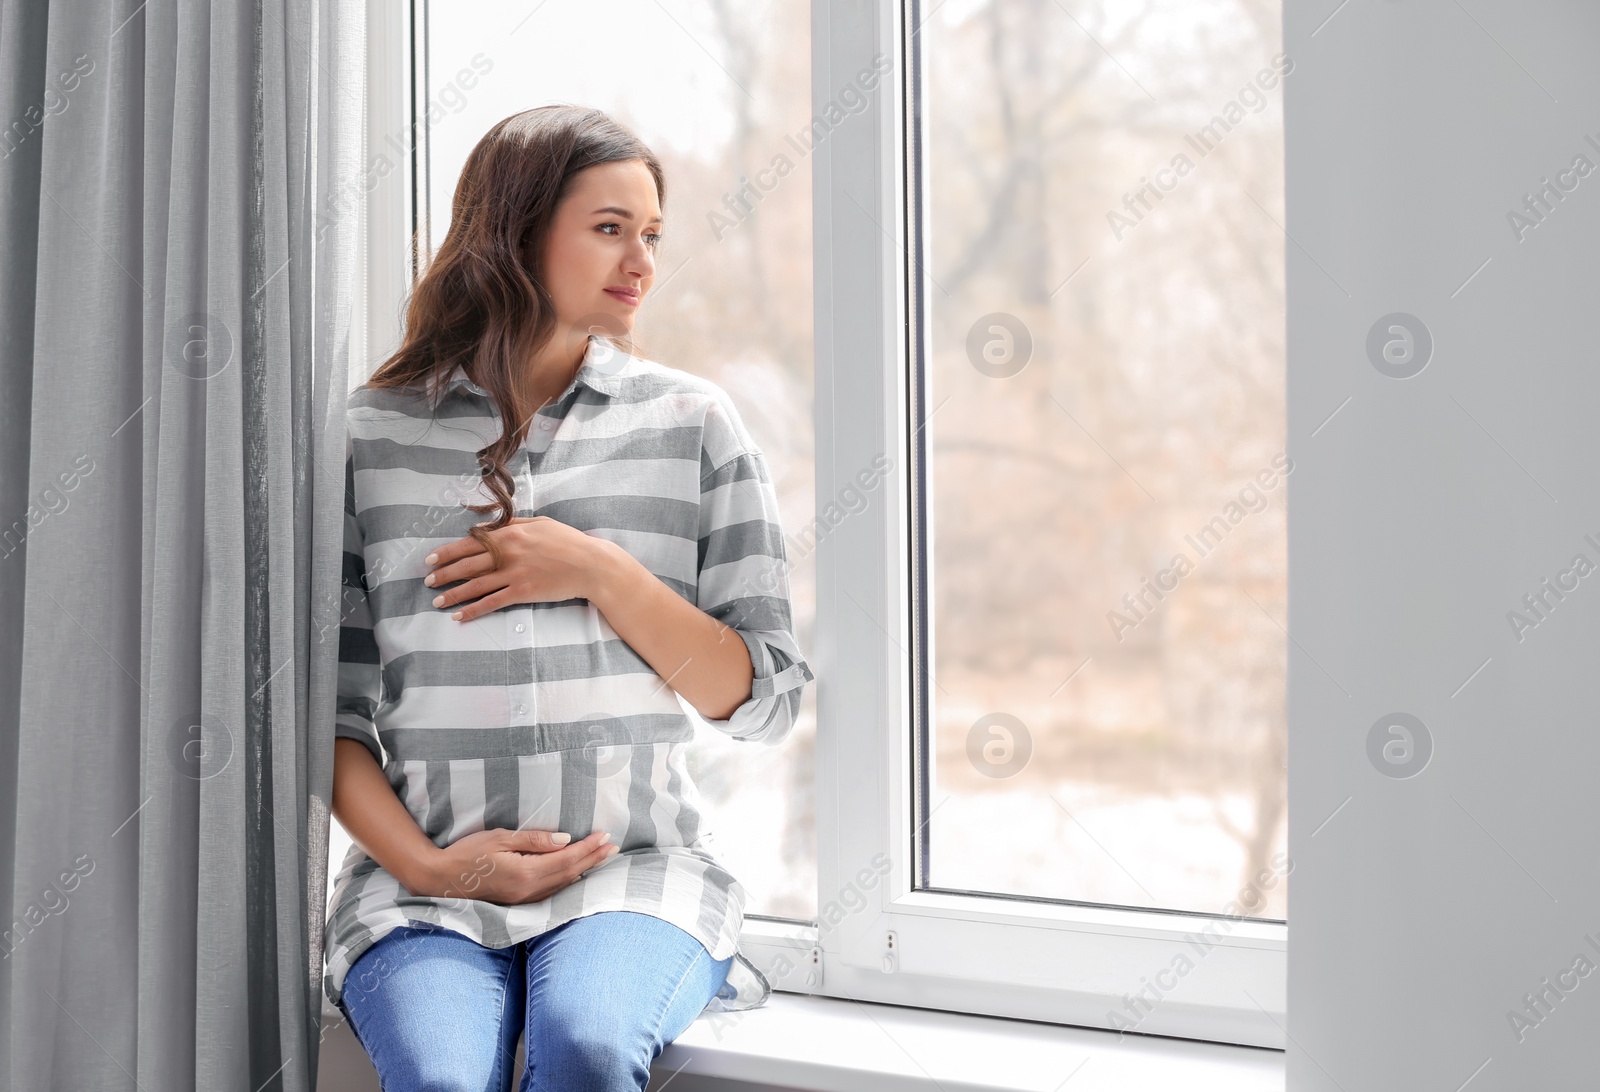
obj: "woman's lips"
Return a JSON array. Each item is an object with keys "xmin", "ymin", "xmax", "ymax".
[{"xmin": 604, "ymin": 288, "xmax": 640, "ymax": 306}]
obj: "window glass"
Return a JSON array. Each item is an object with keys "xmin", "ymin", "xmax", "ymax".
[{"xmin": 922, "ymin": 0, "xmax": 1289, "ymax": 919}]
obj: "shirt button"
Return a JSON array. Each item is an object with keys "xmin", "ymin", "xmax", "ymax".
[
  {"xmin": 514, "ymin": 623, "xmax": 525, "ymax": 633},
  {"xmin": 539, "ymin": 420, "xmax": 553, "ymax": 431},
  {"xmin": 515, "ymin": 703, "xmax": 526, "ymax": 715}
]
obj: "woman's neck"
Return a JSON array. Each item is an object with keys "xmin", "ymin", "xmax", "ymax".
[{"xmin": 520, "ymin": 327, "xmax": 589, "ymax": 406}]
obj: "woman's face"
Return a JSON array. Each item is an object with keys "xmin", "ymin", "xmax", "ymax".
[{"xmin": 535, "ymin": 158, "xmax": 661, "ymax": 339}]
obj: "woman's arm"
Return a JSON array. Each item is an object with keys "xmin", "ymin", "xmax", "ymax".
[
  {"xmin": 415, "ymin": 431, "xmax": 813, "ymax": 736},
  {"xmin": 588, "ymin": 540, "xmax": 755, "ymax": 722},
  {"xmin": 331, "ymin": 738, "xmax": 444, "ymax": 895},
  {"xmin": 418, "ymin": 517, "xmax": 757, "ymax": 720}
]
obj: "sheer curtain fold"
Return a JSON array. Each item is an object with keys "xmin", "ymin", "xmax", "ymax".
[{"xmin": 0, "ymin": 1, "xmax": 364, "ymax": 1088}]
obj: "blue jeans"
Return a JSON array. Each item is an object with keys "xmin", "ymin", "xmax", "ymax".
[{"xmin": 340, "ymin": 911, "xmax": 734, "ymax": 1091}]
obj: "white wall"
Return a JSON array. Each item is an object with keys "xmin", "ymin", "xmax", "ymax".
[{"xmin": 1286, "ymin": 1, "xmax": 1600, "ymax": 1087}]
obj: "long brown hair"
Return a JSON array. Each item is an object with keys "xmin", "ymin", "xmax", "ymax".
[{"xmin": 365, "ymin": 105, "xmax": 665, "ymax": 572}]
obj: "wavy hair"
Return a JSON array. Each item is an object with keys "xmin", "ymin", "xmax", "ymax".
[{"xmin": 364, "ymin": 105, "xmax": 665, "ymax": 572}]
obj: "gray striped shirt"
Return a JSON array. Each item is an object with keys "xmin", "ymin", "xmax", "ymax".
[{"xmin": 323, "ymin": 336, "xmax": 814, "ymax": 1015}]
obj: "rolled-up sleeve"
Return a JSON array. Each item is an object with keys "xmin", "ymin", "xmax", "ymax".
[
  {"xmin": 695, "ymin": 445, "xmax": 815, "ymax": 745},
  {"xmin": 336, "ymin": 434, "xmax": 385, "ymax": 766}
]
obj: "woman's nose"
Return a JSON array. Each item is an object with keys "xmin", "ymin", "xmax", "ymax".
[{"xmin": 624, "ymin": 242, "xmax": 653, "ymax": 278}]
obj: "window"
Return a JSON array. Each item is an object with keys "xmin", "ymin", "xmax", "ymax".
[
  {"xmin": 352, "ymin": 0, "xmax": 1288, "ymax": 1050},
  {"xmin": 921, "ymin": 1, "xmax": 1290, "ymax": 920}
]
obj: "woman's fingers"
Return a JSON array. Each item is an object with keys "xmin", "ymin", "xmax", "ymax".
[
  {"xmin": 424, "ymin": 551, "xmax": 493, "ymax": 590},
  {"xmin": 579, "ymin": 840, "xmax": 622, "ymax": 875},
  {"xmin": 515, "ymin": 829, "xmax": 605, "ymax": 854},
  {"xmin": 428, "ymin": 571, "xmax": 504, "ymax": 611},
  {"xmin": 537, "ymin": 834, "xmax": 619, "ymax": 890},
  {"xmin": 468, "ymin": 830, "xmax": 621, "ymax": 903},
  {"xmin": 454, "ymin": 587, "xmax": 521, "ymax": 622}
]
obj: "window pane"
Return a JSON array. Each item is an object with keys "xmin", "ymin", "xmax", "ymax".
[
  {"xmin": 922, "ymin": 0, "xmax": 1288, "ymax": 919},
  {"xmin": 422, "ymin": 0, "xmax": 817, "ymax": 920}
]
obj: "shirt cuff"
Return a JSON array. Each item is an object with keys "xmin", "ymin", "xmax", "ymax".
[
  {"xmin": 334, "ymin": 715, "xmax": 385, "ymax": 767},
  {"xmin": 698, "ymin": 628, "xmax": 815, "ymax": 744}
]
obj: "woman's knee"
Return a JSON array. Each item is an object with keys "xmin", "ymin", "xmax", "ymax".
[
  {"xmin": 344, "ymin": 926, "xmax": 523, "ymax": 1091},
  {"xmin": 353, "ymin": 1017, "xmax": 513, "ymax": 1092},
  {"xmin": 384, "ymin": 1059, "xmax": 503, "ymax": 1092},
  {"xmin": 533, "ymin": 1021, "xmax": 654, "ymax": 1088}
]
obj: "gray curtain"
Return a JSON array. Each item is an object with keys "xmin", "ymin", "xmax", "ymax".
[{"xmin": 0, "ymin": 1, "xmax": 364, "ymax": 1088}]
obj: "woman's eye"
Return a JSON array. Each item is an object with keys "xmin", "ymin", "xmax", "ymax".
[{"xmin": 599, "ymin": 223, "xmax": 662, "ymax": 248}]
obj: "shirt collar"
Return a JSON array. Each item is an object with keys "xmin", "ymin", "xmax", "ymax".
[{"xmin": 439, "ymin": 335, "xmax": 630, "ymax": 403}]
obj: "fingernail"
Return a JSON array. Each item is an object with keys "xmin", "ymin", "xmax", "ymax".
[
  {"xmin": 452, "ymin": 611, "xmax": 463, "ymax": 620},
  {"xmin": 604, "ymin": 845, "xmax": 620, "ymax": 856},
  {"xmin": 433, "ymin": 595, "xmax": 445, "ymax": 607},
  {"xmin": 425, "ymin": 552, "xmax": 438, "ymax": 565},
  {"xmin": 598, "ymin": 831, "xmax": 611, "ymax": 845},
  {"xmin": 424, "ymin": 573, "xmax": 435, "ymax": 587},
  {"xmin": 551, "ymin": 832, "xmax": 571, "ymax": 845}
]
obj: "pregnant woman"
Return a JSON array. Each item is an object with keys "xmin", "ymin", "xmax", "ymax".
[{"xmin": 324, "ymin": 105, "xmax": 814, "ymax": 1091}]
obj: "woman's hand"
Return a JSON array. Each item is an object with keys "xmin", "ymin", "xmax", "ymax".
[
  {"xmin": 416, "ymin": 828, "xmax": 621, "ymax": 905},
  {"xmin": 423, "ymin": 516, "xmax": 618, "ymax": 622}
]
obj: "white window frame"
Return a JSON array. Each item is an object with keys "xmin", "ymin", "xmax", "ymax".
[{"xmin": 362, "ymin": 0, "xmax": 1287, "ymax": 1051}]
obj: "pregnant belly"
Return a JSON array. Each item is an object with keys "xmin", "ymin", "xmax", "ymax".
[{"xmin": 386, "ymin": 743, "xmax": 707, "ymax": 853}]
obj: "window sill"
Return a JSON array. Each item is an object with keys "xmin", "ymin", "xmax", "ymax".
[
  {"xmin": 648, "ymin": 990, "xmax": 1285, "ymax": 1092},
  {"xmin": 319, "ymin": 989, "xmax": 1284, "ymax": 1092}
]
